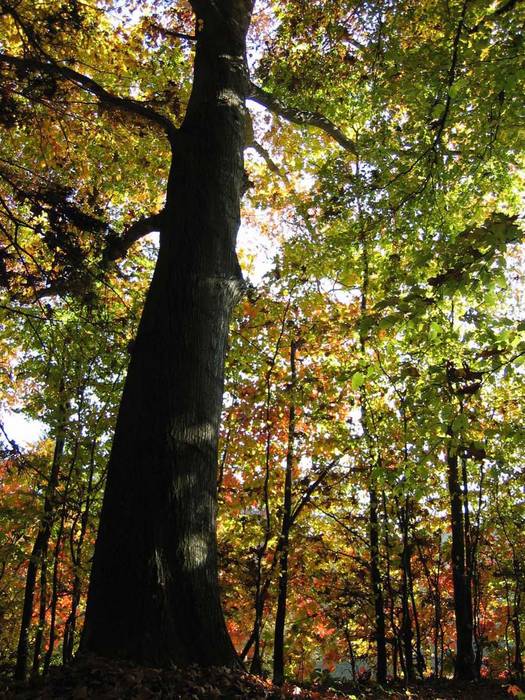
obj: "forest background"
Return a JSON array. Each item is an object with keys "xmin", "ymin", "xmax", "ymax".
[{"xmin": 0, "ymin": 0, "xmax": 524, "ymax": 695}]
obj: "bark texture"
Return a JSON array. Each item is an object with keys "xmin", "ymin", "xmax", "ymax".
[
  {"xmin": 272, "ymin": 338, "xmax": 297, "ymax": 686},
  {"xmin": 15, "ymin": 431, "xmax": 65, "ymax": 680},
  {"xmin": 81, "ymin": 1, "xmax": 253, "ymax": 667},
  {"xmin": 370, "ymin": 486, "xmax": 387, "ymax": 684},
  {"xmin": 447, "ymin": 444, "xmax": 476, "ymax": 680}
]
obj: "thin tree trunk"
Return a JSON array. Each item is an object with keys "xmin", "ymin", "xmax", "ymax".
[
  {"xmin": 512, "ymin": 584, "xmax": 524, "ymax": 679},
  {"xmin": 15, "ymin": 430, "xmax": 65, "ymax": 680},
  {"xmin": 461, "ymin": 455, "xmax": 475, "ymax": 653},
  {"xmin": 243, "ymin": 303, "xmax": 290, "ymax": 673},
  {"xmin": 399, "ymin": 501, "xmax": 414, "ymax": 682},
  {"xmin": 31, "ymin": 540, "xmax": 48, "ymax": 675},
  {"xmin": 272, "ymin": 338, "xmax": 297, "ymax": 686},
  {"xmin": 356, "ymin": 187, "xmax": 387, "ymax": 684},
  {"xmin": 407, "ymin": 543, "xmax": 424, "ymax": 677},
  {"xmin": 42, "ymin": 438, "xmax": 79, "ymax": 671},
  {"xmin": 81, "ymin": 2, "xmax": 254, "ymax": 666},
  {"xmin": 370, "ymin": 486, "xmax": 387, "ymax": 683},
  {"xmin": 344, "ymin": 627, "xmax": 357, "ymax": 681},
  {"xmin": 417, "ymin": 532, "xmax": 442, "ymax": 677},
  {"xmin": 63, "ymin": 440, "xmax": 97, "ymax": 663},
  {"xmin": 447, "ymin": 438, "xmax": 475, "ymax": 680},
  {"xmin": 382, "ymin": 491, "xmax": 401, "ymax": 681}
]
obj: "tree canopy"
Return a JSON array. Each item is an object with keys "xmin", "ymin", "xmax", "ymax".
[{"xmin": 0, "ymin": 0, "xmax": 524, "ymax": 696}]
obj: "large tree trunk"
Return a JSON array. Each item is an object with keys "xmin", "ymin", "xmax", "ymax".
[{"xmin": 81, "ymin": 1, "xmax": 253, "ymax": 667}]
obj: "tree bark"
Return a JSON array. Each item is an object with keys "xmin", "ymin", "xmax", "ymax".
[
  {"xmin": 272, "ymin": 338, "xmax": 297, "ymax": 685},
  {"xmin": 447, "ymin": 440, "xmax": 476, "ymax": 680},
  {"xmin": 44, "ymin": 442, "xmax": 79, "ymax": 671},
  {"xmin": 15, "ymin": 429, "xmax": 65, "ymax": 680},
  {"xmin": 512, "ymin": 585, "xmax": 524, "ymax": 680},
  {"xmin": 63, "ymin": 440, "xmax": 97, "ymax": 663},
  {"xmin": 81, "ymin": 1, "xmax": 253, "ymax": 667},
  {"xmin": 382, "ymin": 492, "xmax": 401, "ymax": 681},
  {"xmin": 370, "ymin": 486, "xmax": 388, "ymax": 684},
  {"xmin": 399, "ymin": 499, "xmax": 414, "ymax": 681}
]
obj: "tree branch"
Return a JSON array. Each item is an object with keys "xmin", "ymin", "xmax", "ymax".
[
  {"xmin": 432, "ymin": 0, "xmax": 468, "ymax": 150},
  {"xmin": 468, "ymin": 0, "xmax": 523, "ymax": 32},
  {"xmin": 147, "ymin": 22, "xmax": 196, "ymax": 43},
  {"xmin": 103, "ymin": 211, "xmax": 166, "ymax": 264},
  {"xmin": 291, "ymin": 459, "xmax": 338, "ymax": 524},
  {"xmin": 248, "ymin": 82, "xmax": 357, "ymax": 155},
  {"xmin": 0, "ymin": 53, "xmax": 178, "ymax": 145}
]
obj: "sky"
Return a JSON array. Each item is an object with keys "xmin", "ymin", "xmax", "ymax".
[{"xmin": 2, "ymin": 409, "xmax": 47, "ymax": 446}]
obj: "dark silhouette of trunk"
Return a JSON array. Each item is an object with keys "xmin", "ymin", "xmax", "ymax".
[
  {"xmin": 408, "ymin": 546, "xmax": 425, "ymax": 677},
  {"xmin": 399, "ymin": 500, "xmax": 414, "ymax": 682},
  {"xmin": 370, "ymin": 486, "xmax": 387, "ymax": 683},
  {"xmin": 447, "ymin": 437, "xmax": 475, "ymax": 680},
  {"xmin": 242, "ymin": 442, "xmax": 333, "ymax": 673},
  {"xmin": 43, "ymin": 441, "xmax": 79, "ymax": 671},
  {"xmin": 494, "ymin": 485, "xmax": 524, "ymax": 680},
  {"xmin": 382, "ymin": 491, "xmax": 401, "ymax": 680},
  {"xmin": 344, "ymin": 628, "xmax": 357, "ymax": 681},
  {"xmin": 356, "ymin": 183, "xmax": 387, "ymax": 684},
  {"xmin": 417, "ymin": 531, "xmax": 443, "ymax": 677},
  {"xmin": 15, "ymin": 427, "xmax": 66, "ymax": 680},
  {"xmin": 272, "ymin": 337, "xmax": 297, "ymax": 686},
  {"xmin": 244, "ymin": 303, "xmax": 290, "ymax": 674},
  {"xmin": 249, "ymin": 367, "xmax": 273, "ymax": 675},
  {"xmin": 461, "ymin": 455, "xmax": 475, "ymax": 648},
  {"xmin": 81, "ymin": 2, "xmax": 253, "ymax": 666},
  {"xmin": 31, "ymin": 538, "xmax": 48, "ymax": 675},
  {"xmin": 512, "ymin": 583, "xmax": 524, "ymax": 680},
  {"xmin": 510, "ymin": 535, "xmax": 524, "ymax": 680},
  {"xmin": 63, "ymin": 440, "xmax": 97, "ymax": 663}
]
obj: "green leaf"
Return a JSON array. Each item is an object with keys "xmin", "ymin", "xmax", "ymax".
[
  {"xmin": 429, "ymin": 321, "xmax": 442, "ymax": 339},
  {"xmin": 351, "ymin": 371, "xmax": 365, "ymax": 390}
]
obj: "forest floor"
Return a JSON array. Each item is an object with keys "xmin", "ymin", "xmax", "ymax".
[{"xmin": 0, "ymin": 657, "xmax": 523, "ymax": 699}]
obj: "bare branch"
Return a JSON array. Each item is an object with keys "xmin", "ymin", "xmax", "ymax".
[
  {"xmin": 147, "ymin": 22, "xmax": 196, "ymax": 42},
  {"xmin": 468, "ymin": 0, "xmax": 523, "ymax": 32},
  {"xmin": 103, "ymin": 211, "xmax": 166, "ymax": 263},
  {"xmin": 248, "ymin": 82, "xmax": 357, "ymax": 155},
  {"xmin": 0, "ymin": 53, "xmax": 178, "ymax": 144},
  {"xmin": 291, "ymin": 459, "xmax": 338, "ymax": 524}
]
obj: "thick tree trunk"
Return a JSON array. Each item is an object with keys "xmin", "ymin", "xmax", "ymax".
[
  {"xmin": 447, "ymin": 443, "xmax": 475, "ymax": 680},
  {"xmin": 81, "ymin": 2, "xmax": 253, "ymax": 667}
]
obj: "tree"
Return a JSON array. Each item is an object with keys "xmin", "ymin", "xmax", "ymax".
[
  {"xmin": 80, "ymin": 0, "xmax": 258, "ymax": 666},
  {"xmin": 0, "ymin": 0, "xmax": 365, "ymax": 668},
  {"xmin": 0, "ymin": 0, "xmax": 257, "ymax": 667},
  {"xmin": 2, "ymin": 0, "xmax": 525, "ymax": 680}
]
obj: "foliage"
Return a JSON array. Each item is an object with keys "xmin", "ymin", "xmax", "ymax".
[{"xmin": 0, "ymin": 0, "xmax": 524, "ymax": 691}]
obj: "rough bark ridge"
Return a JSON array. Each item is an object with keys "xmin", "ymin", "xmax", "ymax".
[{"xmin": 81, "ymin": 0, "xmax": 253, "ymax": 667}]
